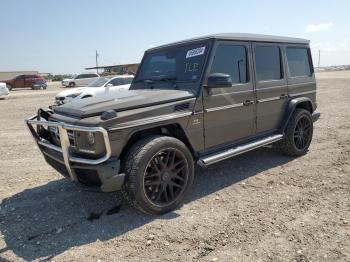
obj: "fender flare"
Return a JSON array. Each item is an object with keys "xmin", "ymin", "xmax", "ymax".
[{"xmin": 280, "ymin": 97, "xmax": 313, "ymax": 132}]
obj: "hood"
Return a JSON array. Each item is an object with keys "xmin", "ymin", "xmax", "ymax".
[
  {"xmin": 54, "ymin": 89, "xmax": 194, "ymax": 118},
  {"xmin": 56, "ymin": 87, "xmax": 86, "ymax": 98}
]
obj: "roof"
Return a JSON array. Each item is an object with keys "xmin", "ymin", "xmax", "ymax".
[
  {"xmin": 148, "ymin": 33, "xmax": 309, "ymax": 51},
  {"xmin": 86, "ymin": 63, "xmax": 139, "ymax": 70}
]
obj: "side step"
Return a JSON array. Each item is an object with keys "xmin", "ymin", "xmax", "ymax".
[{"xmin": 198, "ymin": 134, "xmax": 283, "ymax": 167}]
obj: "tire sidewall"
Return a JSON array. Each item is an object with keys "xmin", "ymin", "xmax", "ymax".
[{"xmin": 129, "ymin": 137, "xmax": 194, "ymax": 214}]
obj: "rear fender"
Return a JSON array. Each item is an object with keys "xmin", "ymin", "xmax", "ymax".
[{"xmin": 280, "ymin": 97, "xmax": 313, "ymax": 132}]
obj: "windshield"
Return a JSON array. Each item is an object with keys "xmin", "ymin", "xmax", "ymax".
[
  {"xmin": 133, "ymin": 42, "xmax": 208, "ymax": 91},
  {"xmin": 87, "ymin": 77, "xmax": 110, "ymax": 87}
]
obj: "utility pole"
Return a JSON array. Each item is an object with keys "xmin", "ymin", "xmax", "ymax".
[
  {"xmin": 318, "ymin": 50, "xmax": 321, "ymax": 68},
  {"xmin": 95, "ymin": 50, "xmax": 99, "ymax": 74}
]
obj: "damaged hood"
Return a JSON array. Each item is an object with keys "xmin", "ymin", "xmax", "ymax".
[{"xmin": 53, "ymin": 89, "xmax": 195, "ymax": 118}]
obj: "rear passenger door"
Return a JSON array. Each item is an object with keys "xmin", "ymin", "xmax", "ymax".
[
  {"xmin": 253, "ymin": 43, "xmax": 288, "ymax": 133},
  {"xmin": 203, "ymin": 41, "xmax": 255, "ymax": 149}
]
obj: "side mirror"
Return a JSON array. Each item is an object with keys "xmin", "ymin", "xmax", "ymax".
[
  {"xmin": 207, "ymin": 73, "xmax": 232, "ymax": 88},
  {"xmin": 106, "ymin": 83, "xmax": 113, "ymax": 87}
]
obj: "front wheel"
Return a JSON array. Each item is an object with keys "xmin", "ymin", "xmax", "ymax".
[
  {"xmin": 123, "ymin": 136, "xmax": 194, "ymax": 215},
  {"xmin": 276, "ymin": 108, "xmax": 313, "ymax": 157},
  {"xmin": 6, "ymin": 84, "xmax": 12, "ymax": 91}
]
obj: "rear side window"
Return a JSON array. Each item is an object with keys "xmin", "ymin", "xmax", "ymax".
[
  {"xmin": 286, "ymin": 47, "xmax": 311, "ymax": 77},
  {"xmin": 255, "ymin": 46, "xmax": 283, "ymax": 81},
  {"xmin": 210, "ymin": 44, "xmax": 248, "ymax": 84}
]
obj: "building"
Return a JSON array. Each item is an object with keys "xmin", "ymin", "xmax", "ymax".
[
  {"xmin": 85, "ymin": 63, "xmax": 139, "ymax": 76},
  {"xmin": 0, "ymin": 71, "xmax": 39, "ymax": 81}
]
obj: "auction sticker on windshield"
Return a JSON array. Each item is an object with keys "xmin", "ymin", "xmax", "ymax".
[{"xmin": 186, "ymin": 46, "xmax": 206, "ymax": 58}]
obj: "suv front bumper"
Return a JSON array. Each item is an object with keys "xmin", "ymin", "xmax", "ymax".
[{"xmin": 25, "ymin": 114, "xmax": 125, "ymax": 192}]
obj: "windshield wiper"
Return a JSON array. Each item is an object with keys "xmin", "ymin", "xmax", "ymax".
[
  {"xmin": 151, "ymin": 76, "xmax": 179, "ymax": 89},
  {"xmin": 134, "ymin": 78, "xmax": 155, "ymax": 89}
]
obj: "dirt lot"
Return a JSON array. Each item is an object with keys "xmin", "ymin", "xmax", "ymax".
[{"xmin": 0, "ymin": 71, "xmax": 349, "ymax": 262}]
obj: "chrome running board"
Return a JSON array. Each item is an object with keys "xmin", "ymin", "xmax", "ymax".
[{"xmin": 198, "ymin": 134, "xmax": 283, "ymax": 167}]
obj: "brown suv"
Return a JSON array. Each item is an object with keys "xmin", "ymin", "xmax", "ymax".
[{"xmin": 26, "ymin": 33, "xmax": 320, "ymax": 214}]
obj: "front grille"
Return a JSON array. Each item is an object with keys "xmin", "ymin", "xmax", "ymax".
[
  {"xmin": 174, "ymin": 102, "xmax": 190, "ymax": 112},
  {"xmin": 48, "ymin": 125, "xmax": 76, "ymax": 146}
]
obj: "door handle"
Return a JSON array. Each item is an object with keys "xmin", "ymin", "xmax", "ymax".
[
  {"xmin": 243, "ymin": 100, "xmax": 254, "ymax": 106},
  {"xmin": 280, "ymin": 94, "xmax": 288, "ymax": 99}
]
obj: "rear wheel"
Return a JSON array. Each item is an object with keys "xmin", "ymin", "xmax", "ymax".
[
  {"xmin": 276, "ymin": 108, "xmax": 313, "ymax": 156},
  {"xmin": 123, "ymin": 136, "xmax": 194, "ymax": 215}
]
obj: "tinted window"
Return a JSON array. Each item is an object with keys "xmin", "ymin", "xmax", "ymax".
[
  {"xmin": 286, "ymin": 48, "xmax": 311, "ymax": 77},
  {"xmin": 255, "ymin": 46, "xmax": 282, "ymax": 81},
  {"xmin": 124, "ymin": 77, "xmax": 133, "ymax": 84},
  {"xmin": 210, "ymin": 45, "xmax": 248, "ymax": 84},
  {"xmin": 86, "ymin": 74, "xmax": 98, "ymax": 78},
  {"xmin": 109, "ymin": 78, "xmax": 123, "ymax": 86}
]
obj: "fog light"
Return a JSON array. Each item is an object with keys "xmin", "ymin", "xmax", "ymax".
[{"xmin": 87, "ymin": 132, "xmax": 95, "ymax": 145}]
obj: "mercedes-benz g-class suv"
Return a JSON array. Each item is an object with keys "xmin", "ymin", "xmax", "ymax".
[{"xmin": 26, "ymin": 33, "xmax": 320, "ymax": 215}]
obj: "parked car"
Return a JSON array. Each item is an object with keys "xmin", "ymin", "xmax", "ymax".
[
  {"xmin": 61, "ymin": 73, "xmax": 100, "ymax": 87},
  {"xmin": 55, "ymin": 75, "xmax": 134, "ymax": 105},
  {"xmin": 1, "ymin": 74, "xmax": 46, "ymax": 90},
  {"xmin": 26, "ymin": 33, "xmax": 320, "ymax": 215},
  {"xmin": 0, "ymin": 83, "xmax": 9, "ymax": 98},
  {"xmin": 32, "ymin": 79, "xmax": 47, "ymax": 90}
]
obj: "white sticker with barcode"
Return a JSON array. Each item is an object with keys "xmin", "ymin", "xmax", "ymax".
[{"xmin": 186, "ymin": 46, "xmax": 206, "ymax": 58}]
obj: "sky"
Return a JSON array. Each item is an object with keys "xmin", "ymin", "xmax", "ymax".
[{"xmin": 0, "ymin": 0, "xmax": 349, "ymax": 74}]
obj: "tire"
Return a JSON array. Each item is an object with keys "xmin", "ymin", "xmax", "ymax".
[
  {"xmin": 123, "ymin": 135, "xmax": 194, "ymax": 215},
  {"xmin": 6, "ymin": 84, "xmax": 12, "ymax": 91},
  {"xmin": 276, "ymin": 108, "xmax": 313, "ymax": 157},
  {"xmin": 69, "ymin": 82, "xmax": 75, "ymax": 87}
]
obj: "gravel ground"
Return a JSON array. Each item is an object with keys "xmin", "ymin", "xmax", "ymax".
[{"xmin": 0, "ymin": 72, "xmax": 349, "ymax": 262}]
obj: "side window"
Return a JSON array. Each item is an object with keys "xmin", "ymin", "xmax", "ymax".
[
  {"xmin": 125, "ymin": 77, "xmax": 133, "ymax": 84},
  {"xmin": 110, "ymin": 78, "xmax": 122, "ymax": 86},
  {"xmin": 88, "ymin": 74, "xmax": 98, "ymax": 78},
  {"xmin": 75, "ymin": 75, "xmax": 83, "ymax": 79},
  {"xmin": 286, "ymin": 47, "xmax": 312, "ymax": 77},
  {"xmin": 254, "ymin": 46, "xmax": 283, "ymax": 81},
  {"xmin": 210, "ymin": 44, "xmax": 248, "ymax": 84}
]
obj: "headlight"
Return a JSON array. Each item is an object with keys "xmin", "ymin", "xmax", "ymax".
[
  {"xmin": 67, "ymin": 92, "xmax": 82, "ymax": 98},
  {"xmin": 87, "ymin": 132, "xmax": 95, "ymax": 145}
]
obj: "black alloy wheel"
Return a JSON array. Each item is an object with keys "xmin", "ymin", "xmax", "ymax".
[
  {"xmin": 123, "ymin": 136, "xmax": 194, "ymax": 215},
  {"xmin": 143, "ymin": 148, "xmax": 188, "ymax": 206},
  {"xmin": 293, "ymin": 115, "xmax": 312, "ymax": 150}
]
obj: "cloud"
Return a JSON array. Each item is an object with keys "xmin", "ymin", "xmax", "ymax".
[{"xmin": 305, "ymin": 22, "xmax": 333, "ymax": 33}]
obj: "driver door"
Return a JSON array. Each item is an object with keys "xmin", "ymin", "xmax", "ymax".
[{"xmin": 203, "ymin": 41, "xmax": 255, "ymax": 149}]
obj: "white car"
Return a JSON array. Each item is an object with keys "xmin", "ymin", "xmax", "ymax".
[
  {"xmin": 61, "ymin": 73, "xmax": 100, "ymax": 87},
  {"xmin": 0, "ymin": 83, "xmax": 9, "ymax": 98},
  {"xmin": 55, "ymin": 75, "xmax": 134, "ymax": 105}
]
